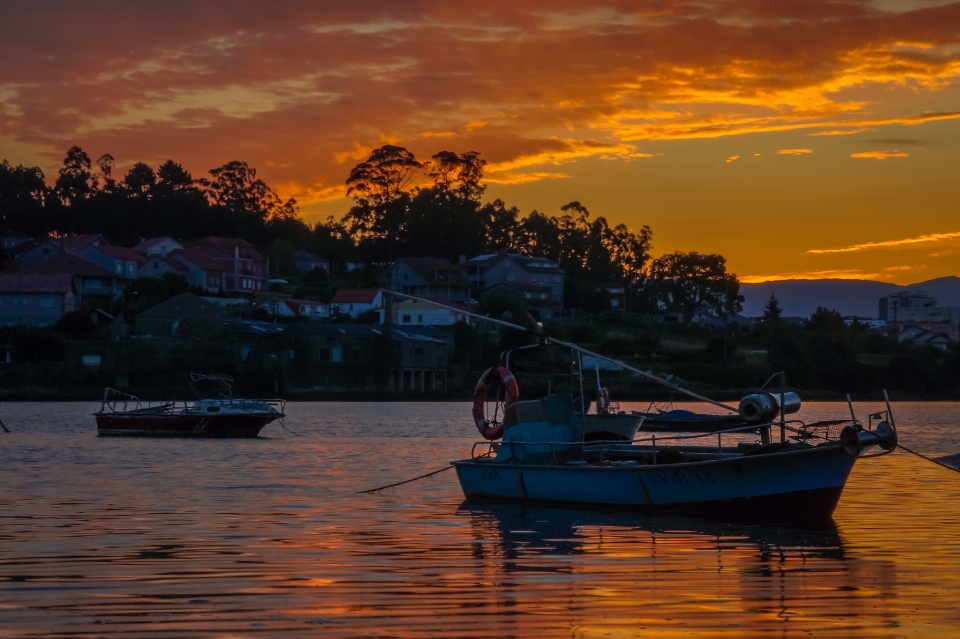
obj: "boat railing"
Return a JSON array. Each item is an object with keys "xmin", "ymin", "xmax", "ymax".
[
  {"xmin": 468, "ymin": 418, "xmax": 867, "ymax": 465},
  {"xmin": 98, "ymin": 388, "xmax": 176, "ymax": 415}
]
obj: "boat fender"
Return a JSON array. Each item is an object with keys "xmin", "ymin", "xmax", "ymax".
[
  {"xmin": 472, "ymin": 366, "xmax": 519, "ymax": 441},
  {"xmin": 597, "ymin": 387, "xmax": 610, "ymax": 413}
]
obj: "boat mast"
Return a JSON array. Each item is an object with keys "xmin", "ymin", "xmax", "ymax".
[{"xmin": 383, "ymin": 290, "xmax": 740, "ymax": 413}]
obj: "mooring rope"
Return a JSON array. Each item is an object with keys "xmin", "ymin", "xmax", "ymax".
[
  {"xmin": 896, "ymin": 444, "xmax": 960, "ymax": 475},
  {"xmin": 0, "ymin": 419, "xmax": 8, "ymax": 433},
  {"xmin": 279, "ymin": 418, "xmax": 302, "ymax": 437},
  {"xmin": 358, "ymin": 465, "xmax": 454, "ymax": 494}
]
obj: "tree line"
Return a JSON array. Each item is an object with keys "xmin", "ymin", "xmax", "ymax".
[{"xmin": 1, "ymin": 145, "xmax": 743, "ymax": 317}]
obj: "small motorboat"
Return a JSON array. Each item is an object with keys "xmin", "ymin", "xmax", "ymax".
[
  {"xmin": 576, "ymin": 366, "xmax": 644, "ymax": 442},
  {"xmin": 95, "ymin": 374, "xmax": 285, "ymax": 438},
  {"xmin": 635, "ymin": 408, "xmax": 747, "ymax": 433}
]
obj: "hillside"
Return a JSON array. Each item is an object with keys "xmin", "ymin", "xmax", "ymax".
[{"xmin": 741, "ymin": 276, "xmax": 960, "ymax": 318}]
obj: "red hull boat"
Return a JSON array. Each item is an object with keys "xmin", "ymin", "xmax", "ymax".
[{"xmin": 95, "ymin": 375, "xmax": 285, "ymax": 438}]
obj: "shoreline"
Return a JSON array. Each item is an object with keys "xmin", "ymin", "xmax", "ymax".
[{"xmin": 2, "ymin": 388, "xmax": 958, "ymax": 403}]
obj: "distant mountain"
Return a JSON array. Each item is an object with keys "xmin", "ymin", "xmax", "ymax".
[{"xmin": 740, "ymin": 276, "xmax": 960, "ymax": 318}]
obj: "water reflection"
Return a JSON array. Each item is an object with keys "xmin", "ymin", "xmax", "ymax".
[
  {"xmin": 459, "ymin": 502, "xmax": 907, "ymax": 636},
  {"xmin": 2, "ymin": 402, "xmax": 957, "ymax": 637},
  {"xmin": 460, "ymin": 500, "xmax": 845, "ymax": 559}
]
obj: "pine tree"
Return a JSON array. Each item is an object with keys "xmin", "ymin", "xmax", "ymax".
[{"xmin": 762, "ymin": 294, "xmax": 783, "ymax": 322}]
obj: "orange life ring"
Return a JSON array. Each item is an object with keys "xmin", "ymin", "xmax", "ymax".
[
  {"xmin": 597, "ymin": 387, "xmax": 611, "ymax": 413},
  {"xmin": 472, "ymin": 366, "xmax": 519, "ymax": 440}
]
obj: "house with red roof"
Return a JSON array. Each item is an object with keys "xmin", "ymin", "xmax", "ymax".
[
  {"xmin": 182, "ymin": 237, "xmax": 268, "ymax": 294},
  {"xmin": 384, "ymin": 257, "xmax": 470, "ymax": 303},
  {"xmin": 24, "ymin": 253, "xmax": 119, "ymax": 303},
  {"xmin": 0, "ymin": 273, "xmax": 76, "ymax": 327},
  {"xmin": 168, "ymin": 249, "xmax": 226, "ymax": 293},
  {"xmin": 64, "ymin": 236, "xmax": 146, "ymax": 282},
  {"xmin": 331, "ymin": 288, "xmax": 383, "ymax": 318}
]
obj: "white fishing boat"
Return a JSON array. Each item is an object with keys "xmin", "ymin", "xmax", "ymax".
[
  {"xmin": 455, "ymin": 391, "xmax": 897, "ymax": 519},
  {"xmin": 382, "ymin": 291, "xmax": 902, "ymax": 520}
]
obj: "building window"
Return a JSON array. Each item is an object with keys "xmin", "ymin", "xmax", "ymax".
[
  {"xmin": 417, "ymin": 314, "xmax": 423, "ymax": 323},
  {"xmin": 40, "ymin": 297, "xmax": 54, "ymax": 308},
  {"xmin": 240, "ymin": 345, "xmax": 252, "ymax": 361},
  {"xmin": 116, "ymin": 263, "xmax": 123, "ymax": 273},
  {"xmin": 331, "ymin": 345, "xmax": 343, "ymax": 362},
  {"xmin": 507, "ymin": 274, "xmax": 516, "ymax": 281},
  {"xmin": 14, "ymin": 297, "xmax": 27, "ymax": 307},
  {"xmin": 402, "ymin": 314, "xmax": 411, "ymax": 323}
]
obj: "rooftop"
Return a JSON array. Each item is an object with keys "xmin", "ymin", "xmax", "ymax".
[
  {"xmin": 332, "ymin": 288, "xmax": 381, "ymax": 304},
  {"xmin": 25, "ymin": 253, "xmax": 118, "ymax": 278},
  {"xmin": 0, "ymin": 273, "xmax": 75, "ymax": 294},
  {"xmin": 137, "ymin": 293, "xmax": 230, "ymax": 320}
]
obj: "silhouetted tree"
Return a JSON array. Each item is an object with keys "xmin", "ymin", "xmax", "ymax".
[
  {"xmin": 0, "ymin": 160, "xmax": 49, "ymax": 235},
  {"xmin": 807, "ymin": 306, "xmax": 844, "ymax": 333},
  {"xmin": 762, "ymin": 294, "xmax": 783, "ymax": 323},
  {"xmin": 54, "ymin": 146, "xmax": 94, "ymax": 204},
  {"xmin": 123, "ymin": 162, "xmax": 156, "ymax": 196},
  {"xmin": 647, "ymin": 252, "xmax": 741, "ymax": 324}
]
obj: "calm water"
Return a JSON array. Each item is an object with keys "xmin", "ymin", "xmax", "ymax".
[{"xmin": 2, "ymin": 401, "xmax": 960, "ymax": 638}]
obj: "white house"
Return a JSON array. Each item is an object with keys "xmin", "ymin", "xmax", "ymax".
[
  {"xmin": 392, "ymin": 297, "xmax": 470, "ymax": 326},
  {"xmin": 330, "ymin": 288, "xmax": 382, "ymax": 318}
]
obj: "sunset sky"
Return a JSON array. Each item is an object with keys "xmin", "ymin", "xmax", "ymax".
[{"xmin": 2, "ymin": 0, "xmax": 959, "ymax": 284}]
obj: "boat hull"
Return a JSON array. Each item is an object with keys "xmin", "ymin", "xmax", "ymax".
[
  {"xmin": 95, "ymin": 413, "xmax": 280, "ymax": 438},
  {"xmin": 454, "ymin": 444, "xmax": 857, "ymax": 519}
]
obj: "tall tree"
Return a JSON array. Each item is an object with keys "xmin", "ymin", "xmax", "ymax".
[
  {"xmin": 344, "ymin": 145, "xmax": 421, "ymax": 260},
  {"xmin": 0, "ymin": 160, "xmax": 49, "ymax": 235},
  {"xmin": 647, "ymin": 251, "xmax": 741, "ymax": 324},
  {"xmin": 345, "ymin": 145, "xmax": 421, "ymax": 207},
  {"xmin": 205, "ymin": 161, "xmax": 274, "ymax": 213},
  {"xmin": 54, "ymin": 146, "xmax": 94, "ymax": 204}
]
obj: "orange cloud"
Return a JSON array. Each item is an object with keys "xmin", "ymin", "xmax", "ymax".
[
  {"xmin": 807, "ymin": 230, "xmax": 960, "ymax": 254},
  {"xmin": 725, "ymin": 155, "xmax": 739, "ymax": 163},
  {"xmin": 741, "ymin": 270, "xmax": 883, "ymax": 284},
  {"xmin": 484, "ymin": 172, "xmax": 572, "ymax": 185},
  {"xmin": 777, "ymin": 149, "xmax": 813, "ymax": 155},
  {"xmin": 808, "ymin": 129, "xmax": 871, "ymax": 136},
  {"xmin": 1, "ymin": 0, "xmax": 959, "ymax": 205},
  {"xmin": 850, "ymin": 150, "xmax": 910, "ymax": 159}
]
